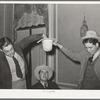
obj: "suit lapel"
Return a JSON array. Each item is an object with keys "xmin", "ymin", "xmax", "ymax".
[
  {"xmin": 94, "ymin": 54, "xmax": 100, "ymax": 80},
  {"xmin": 39, "ymin": 82, "xmax": 45, "ymax": 89},
  {"xmin": 78, "ymin": 57, "xmax": 89, "ymax": 84},
  {"xmin": 1, "ymin": 52, "xmax": 11, "ymax": 73}
]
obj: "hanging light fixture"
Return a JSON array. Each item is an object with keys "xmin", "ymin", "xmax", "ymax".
[
  {"xmin": 80, "ymin": 5, "xmax": 88, "ymax": 38},
  {"xmin": 80, "ymin": 16, "xmax": 88, "ymax": 37}
]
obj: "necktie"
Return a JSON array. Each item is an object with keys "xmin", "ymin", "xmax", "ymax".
[
  {"xmin": 89, "ymin": 55, "xmax": 93, "ymax": 63},
  {"xmin": 44, "ymin": 83, "xmax": 48, "ymax": 89},
  {"xmin": 13, "ymin": 56, "xmax": 23, "ymax": 79}
]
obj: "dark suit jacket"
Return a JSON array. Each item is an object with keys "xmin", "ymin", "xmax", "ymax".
[
  {"xmin": 60, "ymin": 47, "xmax": 100, "ymax": 88},
  {"xmin": 31, "ymin": 81, "xmax": 60, "ymax": 89},
  {"xmin": 0, "ymin": 34, "xmax": 42, "ymax": 89}
]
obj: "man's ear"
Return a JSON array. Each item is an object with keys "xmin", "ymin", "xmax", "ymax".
[{"xmin": 96, "ymin": 43, "xmax": 99, "ymax": 47}]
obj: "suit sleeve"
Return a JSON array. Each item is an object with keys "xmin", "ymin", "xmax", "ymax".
[
  {"xmin": 60, "ymin": 46, "xmax": 85, "ymax": 63},
  {"xmin": 53, "ymin": 82, "xmax": 60, "ymax": 89},
  {"xmin": 0, "ymin": 61, "xmax": 10, "ymax": 89},
  {"xmin": 16, "ymin": 34, "xmax": 43, "ymax": 49}
]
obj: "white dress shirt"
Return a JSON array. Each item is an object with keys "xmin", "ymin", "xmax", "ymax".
[{"xmin": 6, "ymin": 52, "xmax": 25, "ymax": 82}]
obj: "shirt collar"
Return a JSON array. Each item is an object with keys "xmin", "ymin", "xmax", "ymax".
[
  {"xmin": 40, "ymin": 81, "xmax": 48, "ymax": 87},
  {"xmin": 93, "ymin": 49, "xmax": 100, "ymax": 61}
]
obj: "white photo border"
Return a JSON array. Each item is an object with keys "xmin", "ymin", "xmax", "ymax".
[{"xmin": 0, "ymin": 1, "xmax": 100, "ymax": 99}]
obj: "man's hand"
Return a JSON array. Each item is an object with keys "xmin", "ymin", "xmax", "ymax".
[
  {"xmin": 53, "ymin": 39, "xmax": 58, "ymax": 46},
  {"xmin": 37, "ymin": 34, "xmax": 47, "ymax": 43},
  {"xmin": 53, "ymin": 39, "xmax": 63, "ymax": 49},
  {"xmin": 42, "ymin": 34, "xmax": 47, "ymax": 39}
]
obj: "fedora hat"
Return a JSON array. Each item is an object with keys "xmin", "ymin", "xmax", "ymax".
[
  {"xmin": 81, "ymin": 30, "xmax": 100, "ymax": 41},
  {"xmin": 34, "ymin": 65, "xmax": 53, "ymax": 80}
]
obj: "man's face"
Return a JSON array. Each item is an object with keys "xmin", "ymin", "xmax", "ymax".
[
  {"xmin": 84, "ymin": 42, "xmax": 99, "ymax": 56},
  {"xmin": 3, "ymin": 44, "xmax": 15, "ymax": 57},
  {"xmin": 39, "ymin": 69, "xmax": 49, "ymax": 82}
]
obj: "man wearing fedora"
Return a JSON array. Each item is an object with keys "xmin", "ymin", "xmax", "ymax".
[
  {"xmin": 54, "ymin": 30, "xmax": 100, "ymax": 89},
  {"xmin": 31, "ymin": 65, "xmax": 59, "ymax": 89}
]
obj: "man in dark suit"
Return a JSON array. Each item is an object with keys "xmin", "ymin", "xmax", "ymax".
[
  {"xmin": 54, "ymin": 30, "xmax": 100, "ymax": 89},
  {"xmin": 0, "ymin": 34, "xmax": 43, "ymax": 89},
  {"xmin": 31, "ymin": 65, "xmax": 59, "ymax": 89}
]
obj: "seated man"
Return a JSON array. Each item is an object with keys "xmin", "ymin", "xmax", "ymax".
[{"xmin": 31, "ymin": 65, "xmax": 59, "ymax": 89}]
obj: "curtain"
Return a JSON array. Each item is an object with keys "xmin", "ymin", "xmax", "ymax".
[{"xmin": 14, "ymin": 4, "xmax": 48, "ymax": 30}]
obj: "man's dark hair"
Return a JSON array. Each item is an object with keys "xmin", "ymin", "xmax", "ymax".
[
  {"xmin": 83, "ymin": 38, "xmax": 99, "ymax": 46},
  {"xmin": 39, "ymin": 70, "xmax": 41, "ymax": 74},
  {"xmin": 0, "ymin": 37, "xmax": 13, "ymax": 50}
]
